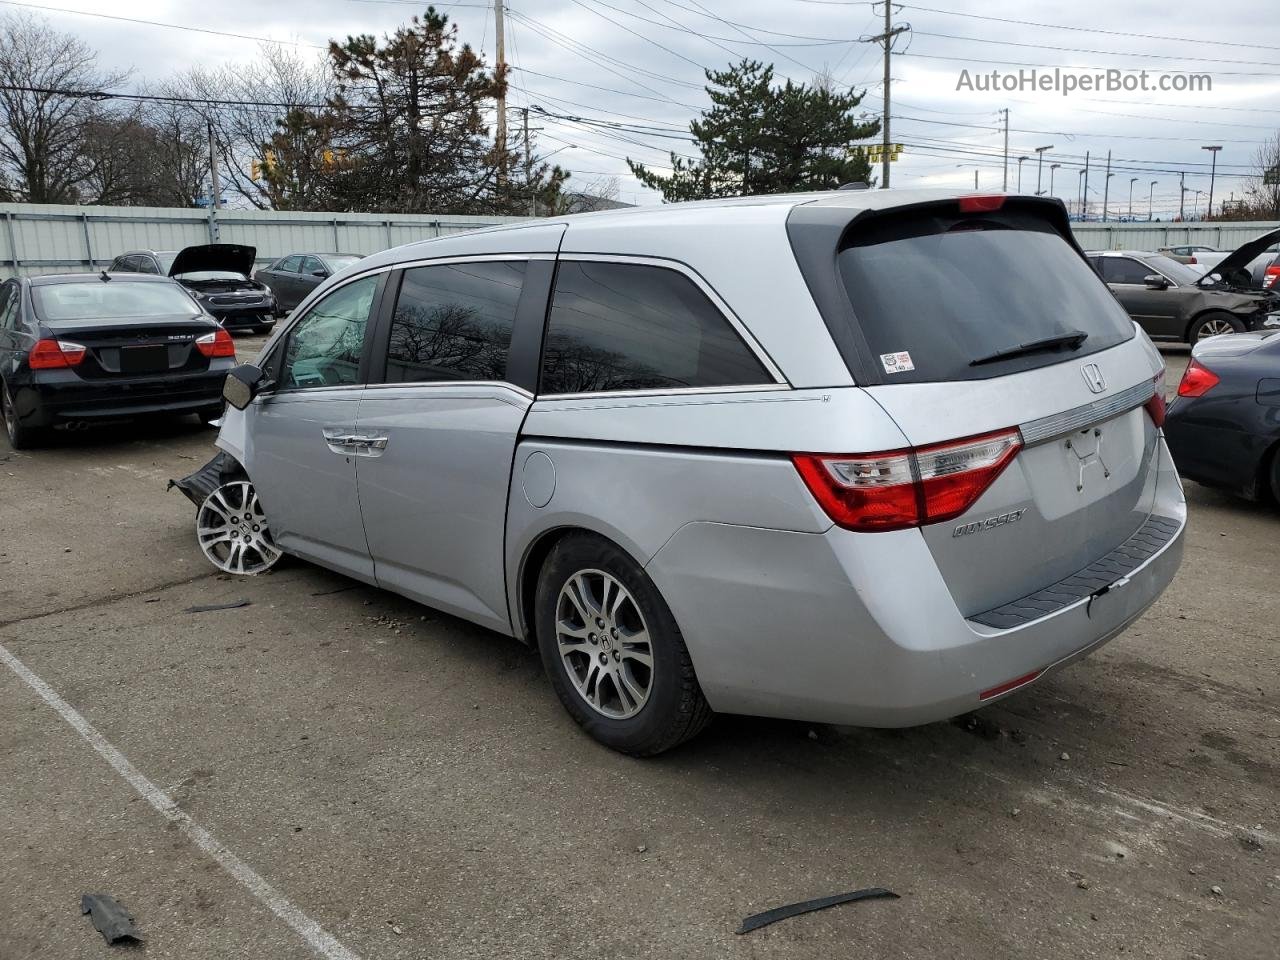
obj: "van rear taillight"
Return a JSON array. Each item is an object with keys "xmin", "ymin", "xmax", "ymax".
[
  {"xmin": 793, "ymin": 428, "xmax": 1022, "ymax": 533},
  {"xmin": 1177, "ymin": 359, "xmax": 1219, "ymax": 398}
]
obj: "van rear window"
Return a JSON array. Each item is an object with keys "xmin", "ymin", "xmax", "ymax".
[{"xmin": 831, "ymin": 206, "xmax": 1135, "ymax": 383}]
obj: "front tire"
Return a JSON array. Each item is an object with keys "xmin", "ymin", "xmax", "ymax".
[
  {"xmin": 1188, "ymin": 311, "xmax": 1245, "ymax": 343},
  {"xmin": 534, "ymin": 533, "xmax": 712, "ymax": 755},
  {"xmin": 196, "ymin": 479, "xmax": 282, "ymax": 575}
]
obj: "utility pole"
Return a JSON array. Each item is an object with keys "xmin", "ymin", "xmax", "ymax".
[
  {"xmin": 1077, "ymin": 169, "xmax": 1085, "ymax": 218},
  {"xmin": 1082, "ymin": 150, "xmax": 1090, "ymax": 219},
  {"xmin": 1179, "ymin": 171, "xmax": 1186, "ymax": 221},
  {"xmin": 1048, "ymin": 163, "xmax": 1060, "ymax": 198},
  {"xmin": 1128, "ymin": 177, "xmax": 1138, "ymax": 220},
  {"xmin": 207, "ymin": 119, "xmax": 221, "ymax": 211},
  {"xmin": 1101, "ymin": 151, "xmax": 1112, "ymax": 222},
  {"xmin": 522, "ymin": 107, "xmax": 534, "ymax": 217},
  {"xmin": 1202, "ymin": 145, "xmax": 1222, "ymax": 219},
  {"xmin": 1148, "ymin": 180, "xmax": 1158, "ymax": 221},
  {"xmin": 495, "ymin": 0, "xmax": 508, "ymax": 189},
  {"xmin": 1034, "ymin": 144, "xmax": 1053, "ymax": 195},
  {"xmin": 1000, "ymin": 108, "xmax": 1009, "ymax": 190},
  {"xmin": 869, "ymin": 3, "xmax": 908, "ymax": 189},
  {"xmin": 1016, "ymin": 155, "xmax": 1027, "ymax": 191},
  {"xmin": 974, "ymin": 169, "xmax": 978, "ymax": 189}
]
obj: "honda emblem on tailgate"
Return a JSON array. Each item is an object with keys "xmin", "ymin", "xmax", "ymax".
[{"xmin": 1081, "ymin": 363, "xmax": 1106, "ymax": 394}]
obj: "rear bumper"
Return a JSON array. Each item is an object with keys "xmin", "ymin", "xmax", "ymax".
[
  {"xmin": 14, "ymin": 368, "xmax": 229, "ymax": 425},
  {"xmin": 209, "ymin": 307, "xmax": 275, "ymax": 330},
  {"xmin": 645, "ymin": 438, "xmax": 1186, "ymax": 727}
]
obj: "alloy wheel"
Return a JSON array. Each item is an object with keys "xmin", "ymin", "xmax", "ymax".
[
  {"xmin": 555, "ymin": 568, "xmax": 654, "ymax": 720},
  {"xmin": 196, "ymin": 480, "xmax": 281, "ymax": 575},
  {"xmin": 1197, "ymin": 317, "xmax": 1236, "ymax": 340}
]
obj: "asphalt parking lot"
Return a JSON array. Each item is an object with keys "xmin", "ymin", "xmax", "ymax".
[{"xmin": 1, "ymin": 340, "xmax": 1276, "ymax": 959}]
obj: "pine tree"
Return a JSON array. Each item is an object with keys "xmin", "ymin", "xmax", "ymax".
[{"xmin": 629, "ymin": 60, "xmax": 880, "ymax": 202}]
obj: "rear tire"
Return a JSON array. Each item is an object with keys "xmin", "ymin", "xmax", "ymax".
[
  {"xmin": 197, "ymin": 405, "xmax": 224, "ymax": 426},
  {"xmin": 2, "ymin": 382, "xmax": 43, "ymax": 450},
  {"xmin": 534, "ymin": 533, "xmax": 712, "ymax": 755},
  {"xmin": 1188, "ymin": 311, "xmax": 1245, "ymax": 343},
  {"xmin": 1268, "ymin": 444, "xmax": 1280, "ymax": 505}
]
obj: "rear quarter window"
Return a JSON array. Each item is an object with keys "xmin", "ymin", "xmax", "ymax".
[{"xmin": 539, "ymin": 260, "xmax": 772, "ymax": 394}]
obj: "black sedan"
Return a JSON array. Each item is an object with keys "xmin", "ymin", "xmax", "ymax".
[
  {"xmin": 253, "ymin": 253, "xmax": 362, "ymax": 313},
  {"xmin": 1164, "ymin": 331, "xmax": 1280, "ymax": 503},
  {"xmin": 0, "ymin": 273, "xmax": 236, "ymax": 448}
]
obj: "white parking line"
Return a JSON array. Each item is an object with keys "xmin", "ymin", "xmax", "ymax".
[{"xmin": 0, "ymin": 641, "xmax": 362, "ymax": 960}]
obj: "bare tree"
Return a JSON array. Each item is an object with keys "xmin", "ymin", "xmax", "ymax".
[
  {"xmin": 559, "ymin": 175, "xmax": 624, "ymax": 214},
  {"xmin": 166, "ymin": 45, "xmax": 333, "ymax": 208},
  {"xmin": 1243, "ymin": 132, "xmax": 1280, "ymax": 220},
  {"xmin": 0, "ymin": 12, "xmax": 129, "ymax": 202}
]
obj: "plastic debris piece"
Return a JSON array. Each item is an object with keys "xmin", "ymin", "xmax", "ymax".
[
  {"xmin": 81, "ymin": 893, "xmax": 143, "ymax": 945},
  {"xmin": 169, "ymin": 450, "xmax": 242, "ymax": 506},
  {"xmin": 184, "ymin": 599, "xmax": 251, "ymax": 613},
  {"xmin": 736, "ymin": 887, "xmax": 899, "ymax": 934}
]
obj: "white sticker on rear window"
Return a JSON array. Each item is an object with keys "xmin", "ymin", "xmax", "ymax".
[{"xmin": 880, "ymin": 351, "xmax": 915, "ymax": 374}]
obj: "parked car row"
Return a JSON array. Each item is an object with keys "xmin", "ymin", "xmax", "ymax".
[{"xmin": 1, "ymin": 243, "xmax": 365, "ymax": 445}]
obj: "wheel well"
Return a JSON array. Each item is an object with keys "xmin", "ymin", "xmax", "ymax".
[{"xmin": 516, "ymin": 526, "xmax": 634, "ymax": 645}]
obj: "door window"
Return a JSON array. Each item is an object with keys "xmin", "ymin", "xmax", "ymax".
[
  {"xmin": 137, "ymin": 256, "xmax": 161, "ymax": 275},
  {"xmin": 301, "ymin": 256, "xmax": 326, "ymax": 278},
  {"xmin": 539, "ymin": 260, "xmax": 770, "ymax": 394},
  {"xmin": 382, "ymin": 260, "xmax": 526, "ymax": 384},
  {"xmin": 279, "ymin": 255, "xmax": 304, "ymax": 273},
  {"xmin": 279, "ymin": 275, "xmax": 377, "ymax": 390},
  {"xmin": 1101, "ymin": 257, "xmax": 1156, "ymax": 285}
]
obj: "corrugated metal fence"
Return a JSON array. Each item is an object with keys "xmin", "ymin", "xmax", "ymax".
[
  {"xmin": 2, "ymin": 202, "xmax": 1277, "ymax": 277},
  {"xmin": 0, "ymin": 202, "xmax": 526, "ymax": 277},
  {"xmin": 1070, "ymin": 221, "xmax": 1280, "ymax": 251}
]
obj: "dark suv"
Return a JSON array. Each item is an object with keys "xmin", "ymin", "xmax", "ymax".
[{"xmin": 108, "ymin": 245, "xmax": 276, "ymax": 334}]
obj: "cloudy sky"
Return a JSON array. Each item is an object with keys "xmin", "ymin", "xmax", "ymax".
[{"xmin": 5, "ymin": 0, "xmax": 1277, "ymax": 216}]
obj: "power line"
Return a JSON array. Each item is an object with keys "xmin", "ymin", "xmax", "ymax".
[
  {"xmin": 899, "ymin": 50, "xmax": 1280, "ymax": 80},
  {"xmin": 899, "ymin": 3, "xmax": 1280, "ymax": 54},
  {"xmin": 511, "ymin": 67, "xmax": 701, "ymax": 109},
  {"xmin": 0, "ymin": 0, "xmax": 327, "ymax": 49},
  {"xmin": 909, "ymin": 29, "xmax": 1280, "ymax": 68}
]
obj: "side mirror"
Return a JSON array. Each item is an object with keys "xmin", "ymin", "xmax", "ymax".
[
  {"xmin": 311, "ymin": 269, "xmax": 328, "ymax": 278},
  {"xmin": 1143, "ymin": 274, "xmax": 1169, "ymax": 290},
  {"xmin": 223, "ymin": 363, "xmax": 268, "ymax": 410}
]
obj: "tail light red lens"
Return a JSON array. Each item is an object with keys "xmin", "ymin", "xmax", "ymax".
[
  {"xmin": 792, "ymin": 428, "xmax": 1022, "ymax": 533},
  {"xmin": 1263, "ymin": 266, "xmax": 1280, "ymax": 289},
  {"xmin": 1145, "ymin": 370, "xmax": 1167, "ymax": 427},
  {"xmin": 29, "ymin": 338, "xmax": 87, "ymax": 369},
  {"xmin": 195, "ymin": 328, "xmax": 236, "ymax": 359},
  {"xmin": 1177, "ymin": 358, "xmax": 1219, "ymax": 398},
  {"xmin": 1187, "ymin": 256, "xmax": 1198, "ymax": 265}
]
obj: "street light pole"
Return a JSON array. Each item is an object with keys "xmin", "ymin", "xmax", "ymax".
[
  {"xmin": 1128, "ymin": 177, "xmax": 1138, "ymax": 220},
  {"xmin": 1201, "ymin": 145, "xmax": 1222, "ymax": 219},
  {"xmin": 1016, "ymin": 155, "xmax": 1028, "ymax": 192},
  {"xmin": 1048, "ymin": 163, "xmax": 1060, "ymax": 198},
  {"xmin": 1148, "ymin": 180, "xmax": 1157, "ymax": 221},
  {"xmin": 1034, "ymin": 145, "xmax": 1053, "ymax": 195},
  {"xmin": 1077, "ymin": 168, "xmax": 1086, "ymax": 218}
]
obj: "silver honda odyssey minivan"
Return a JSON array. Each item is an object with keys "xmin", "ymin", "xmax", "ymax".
[{"xmin": 180, "ymin": 189, "xmax": 1186, "ymax": 754}]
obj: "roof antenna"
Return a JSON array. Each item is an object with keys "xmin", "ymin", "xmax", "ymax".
[{"xmin": 99, "ymin": 269, "xmax": 111, "ymax": 281}]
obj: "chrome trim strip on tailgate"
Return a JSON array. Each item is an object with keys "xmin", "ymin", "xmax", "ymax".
[
  {"xmin": 1019, "ymin": 379, "xmax": 1156, "ymax": 446},
  {"xmin": 969, "ymin": 513, "xmax": 1181, "ymax": 630}
]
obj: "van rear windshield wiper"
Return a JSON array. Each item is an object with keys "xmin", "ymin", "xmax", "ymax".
[{"xmin": 969, "ymin": 330, "xmax": 1089, "ymax": 367}]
